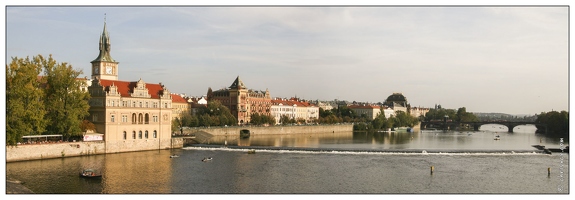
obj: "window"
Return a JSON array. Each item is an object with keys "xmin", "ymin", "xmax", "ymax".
[
  {"xmin": 123, "ymin": 101, "xmax": 127, "ymax": 107},
  {"xmin": 132, "ymin": 131, "xmax": 136, "ymax": 139},
  {"xmin": 145, "ymin": 131, "xmax": 148, "ymax": 139},
  {"xmin": 139, "ymin": 102, "xmax": 142, "ymax": 107},
  {"xmin": 111, "ymin": 115, "xmax": 115, "ymax": 122},
  {"xmin": 132, "ymin": 113, "xmax": 137, "ymax": 124},
  {"xmin": 93, "ymin": 114, "xmax": 98, "ymax": 122},
  {"xmin": 122, "ymin": 115, "xmax": 127, "ymax": 123},
  {"xmin": 111, "ymin": 101, "xmax": 115, "ymax": 107},
  {"xmin": 123, "ymin": 131, "xmax": 127, "ymax": 140},
  {"xmin": 145, "ymin": 113, "xmax": 149, "ymax": 124},
  {"xmin": 146, "ymin": 102, "xmax": 149, "ymax": 108},
  {"xmin": 132, "ymin": 102, "xmax": 136, "ymax": 107},
  {"xmin": 138, "ymin": 131, "xmax": 142, "ymax": 139},
  {"xmin": 153, "ymin": 116, "xmax": 158, "ymax": 122},
  {"xmin": 153, "ymin": 130, "xmax": 157, "ymax": 138},
  {"xmin": 164, "ymin": 103, "xmax": 168, "ymax": 108},
  {"xmin": 138, "ymin": 113, "xmax": 143, "ymax": 124}
]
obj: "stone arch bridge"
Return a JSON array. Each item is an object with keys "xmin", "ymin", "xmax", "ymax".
[{"xmin": 420, "ymin": 121, "xmax": 546, "ymax": 133}]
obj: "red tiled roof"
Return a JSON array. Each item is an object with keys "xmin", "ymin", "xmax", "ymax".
[
  {"xmin": 171, "ymin": 94, "xmax": 188, "ymax": 103},
  {"xmin": 99, "ymin": 79, "xmax": 165, "ymax": 99},
  {"xmin": 271, "ymin": 99, "xmax": 316, "ymax": 107},
  {"xmin": 348, "ymin": 105, "xmax": 381, "ymax": 109}
]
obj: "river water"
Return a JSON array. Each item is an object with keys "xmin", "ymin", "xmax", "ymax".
[{"xmin": 5, "ymin": 125, "xmax": 570, "ymax": 194}]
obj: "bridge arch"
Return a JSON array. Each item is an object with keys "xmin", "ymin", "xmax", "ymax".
[{"xmin": 420, "ymin": 121, "xmax": 544, "ymax": 133}]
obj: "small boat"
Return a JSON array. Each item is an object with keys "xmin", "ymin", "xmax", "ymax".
[
  {"xmin": 494, "ymin": 137, "xmax": 500, "ymax": 140},
  {"xmin": 202, "ymin": 157, "xmax": 213, "ymax": 162},
  {"xmin": 79, "ymin": 169, "xmax": 101, "ymax": 178},
  {"xmin": 247, "ymin": 149, "xmax": 256, "ymax": 154},
  {"xmin": 170, "ymin": 154, "xmax": 179, "ymax": 158}
]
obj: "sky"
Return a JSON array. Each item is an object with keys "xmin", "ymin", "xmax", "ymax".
[{"xmin": 3, "ymin": 1, "xmax": 571, "ymax": 115}]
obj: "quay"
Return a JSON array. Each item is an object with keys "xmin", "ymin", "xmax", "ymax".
[{"xmin": 6, "ymin": 124, "xmax": 353, "ymax": 162}]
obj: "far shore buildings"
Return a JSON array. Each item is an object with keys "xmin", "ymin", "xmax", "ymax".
[
  {"xmin": 271, "ymin": 98, "xmax": 319, "ymax": 124},
  {"xmin": 207, "ymin": 76, "xmax": 272, "ymax": 125},
  {"xmin": 86, "ymin": 21, "xmax": 177, "ymax": 153}
]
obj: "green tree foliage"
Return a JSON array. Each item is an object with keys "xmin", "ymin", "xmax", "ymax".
[
  {"xmin": 249, "ymin": 113, "xmax": 276, "ymax": 125},
  {"xmin": 195, "ymin": 101, "xmax": 237, "ymax": 126},
  {"xmin": 6, "ymin": 55, "xmax": 90, "ymax": 144},
  {"xmin": 390, "ymin": 111, "xmax": 419, "ymax": 128},
  {"xmin": 424, "ymin": 108, "xmax": 457, "ymax": 121},
  {"xmin": 6, "ymin": 56, "xmax": 48, "ymax": 145},
  {"xmin": 456, "ymin": 107, "xmax": 479, "ymax": 122},
  {"xmin": 535, "ymin": 111, "xmax": 569, "ymax": 137},
  {"xmin": 279, "ymin": 115, "xmax": 295, "ymax": 125},
  {"xmin": 42, "ymin": 55, "xmax": 91, "ymax": 140}
]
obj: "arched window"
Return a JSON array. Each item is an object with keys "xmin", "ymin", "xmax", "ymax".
[
  {"xmin": 145, "ymin": 113, "xmax": 150, "ymax": 124},
  {"xmin": 132, "ymin": 113, "xmax": 137, "ymax": 124},
  {"xmin": 123, "ymin": 131, "xmax": 127, "ymax": 140},
  {"xmin": 132, "ymin": 131, "xmax": 136, "ymax": 139},
  {"xmin": 153, "ymin": 130, "xmax": 157, "ymax": 138},
  {"xmin": 145, "ymin": 131, "xmax": 148, "ymax": 139},
  {"xmin": 138, "ymin": 113, "xmax": 143, "ymax": 124},
  {"xmin": 138, "ymin": 131, "xmax": 142, "ymax": 139}
]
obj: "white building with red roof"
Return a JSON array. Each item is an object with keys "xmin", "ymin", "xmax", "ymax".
[{"xmin": 270, "ymin": 98, "xmax": 319, "ymax": 124}]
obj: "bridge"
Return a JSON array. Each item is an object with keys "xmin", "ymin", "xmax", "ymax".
[{"xmin": 419, "ymin": 121, "xmax": 546, "ymax": 133}]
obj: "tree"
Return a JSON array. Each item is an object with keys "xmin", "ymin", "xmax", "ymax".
[
  {"xmin": 179, "ymin": 111, "xmax": 194, "ymax": 127},
  {"xmin": 535, "ymin": 111, "xmax": 569, "ymax": 137},
  {"xmin": 42, "ymin": 55, "xmax": 91, "ymax": 141},
  {"xmin": 195, "ymin": 100, "xmax": 237, "ymax": 126},
  {"xmin": 6, "ymin": 56, "xmax": 48, "ymax": 145},
  {"xmin": 79, "ymin": 120, "xmax": 96, "ymax": 132}
]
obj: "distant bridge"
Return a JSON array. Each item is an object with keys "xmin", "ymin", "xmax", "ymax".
[{"xmin": 420, "ymin": 121, "xmax": 546, "ymax": 133}]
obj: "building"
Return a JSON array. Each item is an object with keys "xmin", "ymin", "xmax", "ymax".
[
  {"xmin": 207, "ymin": 76, "xmax": 272, "ymax": 124},
  {"xmin": 409, "ymin": 106, "xmax": 430, "ymax": 118},
  {"xmin": 188, "ymin": 96, "xmax": 208, "ymax": 116},
  {"xmin": 171, "ymin": 94, "xmax": 190, "ymax": 120},
  {"xmin": 348, "ymin": 104, "xmax": 381, "ymax": 120},
  {"xmin": 384, "ymin": 93, "xmax": 410, "ymax": 114},
  {"xmin": 87, "ymin": 21, "xmax": 174, "ymax": 153},
  {"xmin": 270, "ymin": 98, "xmax": 319, "ymax": 124}
]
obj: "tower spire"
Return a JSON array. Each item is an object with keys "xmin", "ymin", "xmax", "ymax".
[{"xmin": 91, "ymin": 14, "xmax": 116, "ymax": 63}]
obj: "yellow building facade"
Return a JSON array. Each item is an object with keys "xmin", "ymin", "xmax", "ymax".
[{"xmin": 87, "ymin": 21, "xmax": 173, "ymax": 153}]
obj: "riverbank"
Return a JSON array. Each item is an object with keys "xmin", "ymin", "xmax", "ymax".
[
  {"xmin": 6, "ymin": 178, "xmax": 34, "ymax": 194},
  {"xmin": 6, "ymin": 124, "xmax": 353, "ymax": 162},
  {"xmin": 183, "ymin": 124, "xmax": 353, "ymax": 136}
]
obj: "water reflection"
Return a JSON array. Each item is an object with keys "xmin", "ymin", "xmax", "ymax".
[
  {"xmin": 203, "ymin": 124, "xmax": 566, "ymax": 151},
  {"xmin": 101, "ymin": 151, "xmax": 173, "ymax": 193}
]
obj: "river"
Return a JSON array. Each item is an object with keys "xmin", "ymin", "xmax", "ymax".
[{"xmin": 5, "ymin": 125, "xmax": 569, "ymax": 194}]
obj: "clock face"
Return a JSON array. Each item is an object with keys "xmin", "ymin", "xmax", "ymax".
[{"xmin": 106, "ymin": 66, "xmax": 113, "ymax": 74}]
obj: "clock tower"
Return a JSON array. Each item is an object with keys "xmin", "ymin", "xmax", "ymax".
[{"xmin": 91, "ymin": 19, "xmax": 119, "ymax": 80}]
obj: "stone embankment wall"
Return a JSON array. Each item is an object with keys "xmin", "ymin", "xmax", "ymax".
[
  {"xmin": 184, "ymin": 124, "xmax": 353, "ymax": 136},
  {"xmin": 6, "ymin": 138, "xmax": 185, "ymax": 163},
  {"xmin": 6, "ymin": 141, "xmax": 106, "ymax": 162}
]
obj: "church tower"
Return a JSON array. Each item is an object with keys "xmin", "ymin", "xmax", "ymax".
[{"xmin": 91, "ymin": 18, "xmax": 119, "ymax": 80}]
